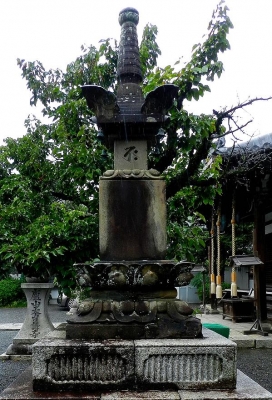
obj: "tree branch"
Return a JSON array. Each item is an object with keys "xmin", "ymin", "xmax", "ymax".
[{"xmin": 166, "ymin": 175, "xmax": 217, "ymax": 199}]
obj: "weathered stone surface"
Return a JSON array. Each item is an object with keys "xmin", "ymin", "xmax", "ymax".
[
  {"xmin": 1, "ymin": 368, "xmax": 272, "ymax": 399},
  {"xmin": 99, "ymin": 180, "xmax": 166, "ymax": 261},
  {"xmin": 101, "ymin": 391, "xmax": 180, "ymax": 399},
  {"xmin": 117, "ymin": 8, "xmax": 142, "ymax": 83},
  {"xmin": 114, "ymin": 140, "xmax": 147, "ymax": 170},
  {"xmin": 0, "ymin": 367, "xmax": 101, "ymax": 399},
  {"xmin": 74, "ymin": 261, "xmax": 193, "ymax": 290},
  {"xmin": 32, "ymin": 339, "xmax": 135, "ymax": 392},
  {"xmin": 232, "ymin": 338, "xmax": 256, "ymax": 348},
  {"xmin": 101, "ymin": 169, "xmax": 163, "ymax": 180},
  {"xmin": 178, "ymin": 370, "xmax": 272, "ymax": 399},
  {"xmin": 6, "ymin": 283, "xmax": 54, "ymax": 355},
  {"xmin": 134, "ymin": 329, "xmax": 237, "ymax": 390},
  {"xmin": 66, "ymin": 296, "xmax": 202, "ymax": 340},
  {"xmin": 256, "ymin": 338, "xmax": 272, "ymax": 348},
  {"xmin": 82, "ymin": 8, "xmax": 177, "ymax": 147},
  {"xmin": 30, "ymin": 329, "xmax": 235, "ymax": 392},
  {"xmin": 66, "ymin": 324, "xmax": 146, "ymax": 340}
]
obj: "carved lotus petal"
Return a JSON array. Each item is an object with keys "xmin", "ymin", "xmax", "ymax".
[
  {"xmin": 77, "ymin": 301, "xmax": 95, "ymax": 315},
  {"xmin": 119, "ymin": 300, "xmax": 134, "ymax": 314},
  {"xmin": 142, "ymin": 270, "xmax": 158, "ymax": 286},
  {"xmin": 175, "ymin": 272, "xmax": 193, "ymax": 286},
  {"xmin": 149, "ymin": 168, "xmax": 160, "ymax": 176},
  {"xmin": 104, "ymin": 170, "xmax": 115, "ymax": 177},
  {"xmin": 108, "ymin": 270, "xmax": 126, "ymax": 286},
  {"xmin": 135, "ymin": 301, "xmax": 149, "ymax": 315},
  {"xmin": 174, "ymin": 300, "xmax": 193, "ymax": 316}
]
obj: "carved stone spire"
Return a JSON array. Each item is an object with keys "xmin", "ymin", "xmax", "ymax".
[
  {"xmin": 82, "ymin": 7, "xmax": 178, "ymax": 146},
  {"xmin": 117, "ymin": 7, "xmax": 143, "ymax": 84}
]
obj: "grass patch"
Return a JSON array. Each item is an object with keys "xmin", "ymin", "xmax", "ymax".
[
  {"xmin": 0, "ymin": 277, "xmax": 26, "ymax": 307},
  {"xmin": 4, "ymin": 300, "xmax": 27, "ymax": 308}
]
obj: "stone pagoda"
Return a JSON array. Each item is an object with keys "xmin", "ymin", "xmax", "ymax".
[
  {"xmin": 28, "ymin": 8, "xmax": 238, "ymax": 395},
  {"xmin": 2, "ymin": 7, "xmax": 272, "ymax": 400},
  {"xmin": 65, "ymin": 6, "xmax": 201, "ymax": 341}
]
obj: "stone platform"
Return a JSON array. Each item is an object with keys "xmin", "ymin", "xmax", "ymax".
[
  {"xmin": 1, "ymin": 368, "xmax": 272, "ymax": 399},
  {"xmin": 29, "ymin": 328, "xmax": 237, "ymax": 392},
  {"xmin": 1, "ymin": 328, "xmax": 272, "ymax": 399}
]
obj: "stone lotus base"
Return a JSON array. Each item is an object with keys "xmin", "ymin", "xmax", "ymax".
[
  {"xmin": 66, "ymin": 291, "xmax": 202, "ymax": 340},
  {"xmin": 31, "ymin": 328, "xmax": 236, "ymax": 392}
]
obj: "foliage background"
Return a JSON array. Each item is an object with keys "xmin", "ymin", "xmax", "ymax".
[
  {"xmin": 0, "ymin": 277, "xmax": 26, "ymax": 307},
  {"xmin": 0, "ymin": 2, "xmax": 267, "ymax": 293}
]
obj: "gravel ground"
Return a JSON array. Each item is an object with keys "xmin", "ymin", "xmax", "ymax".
[
  {"xmin": 237, "ymin": 348, "xmax": 272, "ymax": 393},
  {"xmin": 0, "ymin": 304, "xmax": 68, "ymax": 394},
  {"xmin": 1, "ymin": 306, "xmax": 272, "ymax": 395},
  {"xmin": 0, "ymin": 303, "xmax": 68, "ymax": 325},
  {"xmin": 0, "ymin": 331, "xmax": 31, "ymax": 394}
]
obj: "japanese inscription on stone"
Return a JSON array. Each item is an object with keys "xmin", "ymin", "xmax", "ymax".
[
  {"xmin": 114, "ymin": 140, "xmax": 147, "ymax": 170},
  {"xmin": 123, "ymin": 146, "xmax": 138, "ymax": 162},
  {"xmin": 30, "ymin": 289, "xmax": 41, "ymax": 338}
]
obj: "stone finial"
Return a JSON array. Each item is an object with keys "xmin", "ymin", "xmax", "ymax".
[
  {"xmin": 82, "ymin": 7, "xmax": 178, "ymax": 147},
  {"xmin": 117, "ymin": 7, "xmax": 143, "ymax": 84}
]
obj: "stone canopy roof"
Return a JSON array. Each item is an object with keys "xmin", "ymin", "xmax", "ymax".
[{"xmin": 82, "ymin": 7, "xmax": 178, "ymax": 148}]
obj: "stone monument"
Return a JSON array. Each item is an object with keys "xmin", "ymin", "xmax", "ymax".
[
  {"xmin": 65, "ymin": 6, "xmax": 202, "ymax": 341},
  {"xmin": 5, "ymin": 282, "xmax": 54, "ymax": 356},
  {"xmin": 31, "ymin": 9, "xmax": 235, "ymax": 393}
]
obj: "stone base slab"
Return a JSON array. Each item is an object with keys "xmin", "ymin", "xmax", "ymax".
[
  {"xmin": 134, "ymin": 335, "xmax": 236, "ymax": 390},
  {"xmin": 1, "ymin": 368, "xmax": 272, "ymax": 399},
  {"xmin": 31, "ymin": 328, "xmax": 236, "ymax": 391}
]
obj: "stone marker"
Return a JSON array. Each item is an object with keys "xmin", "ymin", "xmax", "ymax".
[{"xmin": 6, "ymin": 283, "xmax": 54, "ymax": 355}]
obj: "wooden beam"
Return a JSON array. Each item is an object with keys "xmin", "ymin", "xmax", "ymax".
[{"xmin": 253, "ymin": 202, "xmax": 267, "ymax": 320}]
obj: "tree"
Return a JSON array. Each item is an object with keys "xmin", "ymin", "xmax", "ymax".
[{"xmin": 0, "ymin": 1, "xmax": 270, "ymax": 289}]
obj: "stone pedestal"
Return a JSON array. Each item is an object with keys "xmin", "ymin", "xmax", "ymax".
[
  {"xmin": 2, "ymin": 369, "xmax": 272, "ymax": 399},
  {"xmin": 99, "ymin": 179, "xmax": 166, "ymax": 261},
  {"xmin": 31, "ymin": 328, "xmax": 236, "ymax": 392},
  {"xmin": 6, "ymin": 283, "xmax": 54, "ymax": 355}
]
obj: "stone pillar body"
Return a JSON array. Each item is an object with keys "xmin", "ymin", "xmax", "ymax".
[
  {"xmin": 6, "ymin": 283, "xmax": 54, "ymax": 355},
  {"xmin": 99, "ymin": 179, "xmax": 166, "ymax": 261},
  {"xmin": 100, "ymin": 139, "xmax": 166, "ymax": 261}
]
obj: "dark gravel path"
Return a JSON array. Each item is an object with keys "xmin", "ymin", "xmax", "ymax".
[
  {"xmin": 237, "ymin": 348, "xmax": 272, "ymax": 393},
  {"xmin": 0, "ymin": 303, "xmax": 68, "ymax": 325},
  {"xmin": 0, "ymin": 333, "xmax": 31, "ymax": 394},
  {"xmin": 0, "ymin": 304, "xmax": 68, "ymax": 394},
  {"xmin": 1, "ymin": 306, "xmax": 272, "ymax": 396}
]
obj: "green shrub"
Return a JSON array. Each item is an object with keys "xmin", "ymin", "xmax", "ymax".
[
  {"xmin": 7, "ymin": 299, "xmax": 27, "ymax": 308},
  {"xmin": 190, "ymin": 272, "xmax": 231, "ymax": 303},
  {"xmin": 0, "ymin": 277, "xmax": 26, "ymax": 307}
]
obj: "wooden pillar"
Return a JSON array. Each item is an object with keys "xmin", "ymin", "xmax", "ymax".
[{"xmin": 253, "ymin": 202, "xmax": 267, "ymax": 320}]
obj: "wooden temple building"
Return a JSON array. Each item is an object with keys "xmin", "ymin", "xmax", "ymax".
[{"xmin": 211, "ymin": 132, "xmax": 272, "ymax": 321}]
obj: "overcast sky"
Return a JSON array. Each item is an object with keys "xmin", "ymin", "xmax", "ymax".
[{"xmin": 0, "ymin": 0, "xmax": 271, "ymax": 145}]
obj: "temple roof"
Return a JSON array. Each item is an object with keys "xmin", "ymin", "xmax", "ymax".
[{"xmin": 216, "ymin": 132, "xmax": 272, "ymax": 155}]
